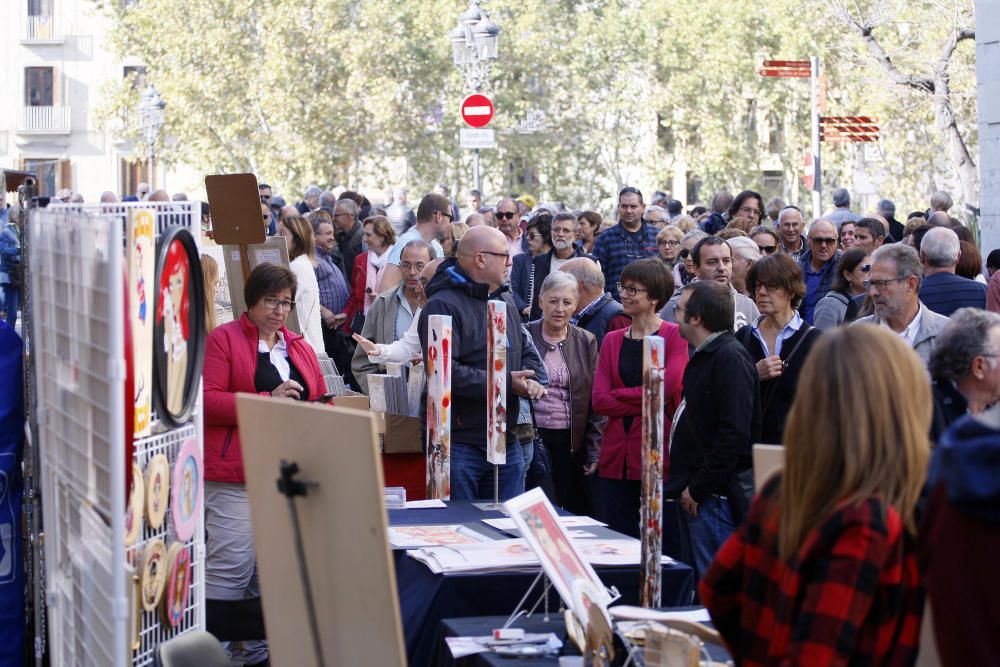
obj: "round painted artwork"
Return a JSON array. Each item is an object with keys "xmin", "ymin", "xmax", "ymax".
[
  {"xmin": 161, "ymin": 542, "xmax": 191, "ymax": 628},
  {"xmin": 152, "ymin": 226, "xmax": 205, "ymax": 427},
  {"xmin": 171, "ymin": 438, "xmax": 203, "ymax": 542}
]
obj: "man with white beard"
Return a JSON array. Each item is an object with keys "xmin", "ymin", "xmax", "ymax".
[{"xmin": 525, "ymin": 212, "xmax": 594, "ymax": 320}]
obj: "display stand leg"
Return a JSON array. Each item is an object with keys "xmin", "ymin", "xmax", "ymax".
[
  {"xmin": 472, "ymin": 464, "xmax": 503, "ymax": 511},
  {"xmin": 277, "ymin": 460, "xmax": 326, "ymax": 667}
]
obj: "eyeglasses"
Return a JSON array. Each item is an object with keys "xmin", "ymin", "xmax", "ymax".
[
  {"xmin": 809, "ymin": 237, "xmax": 838, "ymax": 246},
  {"xmin": 672, "ymin": 304, "xmax": 686, "ymax": 316},
  {"xmin": 551, "ymin": 228, "xmax": 575, "ymax": 236},
  {"xmin": 757, "ymin": 245, "xmax": 777, "ymax": 254},
  {"xmin": 527, "ymin": 233, "xmax": 543, "ymax": 240},
  {"xmin": 262, "ymin": 296, "xmax": 295, "ymax": 312},
  {"xmin": 496, "ymin": 211, "xmax": 516, "ymax": 220},
  {"xmin": 658, "ymin": 240, "xmax": 681, "ymax": 247},
  {"xmin": 479, "ymin": 250, "xmax": 510, "ymax": 260},
  {"xmin": 864, "ymin": 277, "xmax": 907, "ymax": 291},
  {"xmin": 859, "ymin": 264, "xmax": 871, "ymax": 273},
  {"xmin": 439, "ymin": 210, "xmax": 454, "ymax": 223},
  {"xmin": 616, "ymin": 283, "xmax": 649, "ymax": 297},
  {"xmin": 334, "ymin": 211, "xmax": 352, "ymax": 219},
  {"xmin": 738, "ymin": 206, "xmax": 761, "ymax": 217},
  {"xmin": 619, "ymin": 186, "xmax": 643, "ymax": 199},
  {"xmin": 400, "ymin": 262, "xmax": 426, "ymax": 273}
]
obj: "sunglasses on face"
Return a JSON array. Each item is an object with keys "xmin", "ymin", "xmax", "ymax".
[
  {"xmin": 758, "ymin": 245, "xmax": 777, "ymax": 254},
  {"xmin": 810, "ymin": 237, "xmax": 838, "ymax": 246},
  {"xmin": 496, "ymin": 211, "xmax": 516, "ymax": 220}
]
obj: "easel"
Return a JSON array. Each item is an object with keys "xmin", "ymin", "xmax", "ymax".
[{"xmin": 205, "ymin": 173, "xmax": 266, "ymax": 289}]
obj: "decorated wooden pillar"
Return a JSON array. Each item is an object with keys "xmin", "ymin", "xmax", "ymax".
[
  {"xmin": 486, "ymin": 300, "xmax": 507, "ymax": 466},
  {"xmin": 425, "ymin": 315, "xmax": 453, "ymax": 500},
  {"xmin": 640, "ymin": 335, "xmax": 666, "ymax": 607}
]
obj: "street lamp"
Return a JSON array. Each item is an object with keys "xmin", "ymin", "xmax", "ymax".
[
  {"xmin": 137, "ymin": 84, "xmax": 166, "ymax": 190},
  {"xmin": 450, "ymin": 1, "xmax": 499, "ymax": 193}
]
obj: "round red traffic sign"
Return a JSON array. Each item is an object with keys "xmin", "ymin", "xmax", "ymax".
[
  {"xmin": 802, "ymin": 151, "xmax": 815, "ymax": 191},
  {"xmin": 461, "ymin": 94, "xmax": 494, "ymax": 128}
]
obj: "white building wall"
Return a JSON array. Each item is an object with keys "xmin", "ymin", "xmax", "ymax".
[
  {"xmin": 977, "ymin": 0, "xmax": 1000, "ymax": 254},
  {"xmin": 0, "ymin": 0, "xmax": 199, "ymax": 202}
]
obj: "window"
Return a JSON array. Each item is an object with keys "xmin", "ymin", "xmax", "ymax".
[
  {"xmin": 25, "ymin": 67, "xmax": 53, "ymax": 106},
  {"xmin": 123, "ymin": 66, "xmax": 147, "ymax": 91},
  {"xmin": 762, "ymin": 170, "xmax": 783, "ymax": 194},
  {"xmin": 767, "ymin": 113, "xmax": 783, "ymax": 154},
  {"xmin": 27, "ymin": 0, "xmax": 54, "ymax": 16},
  {"xmin": 22, "ymin": 158, "xmax": 58, "ymax": 196},
  {"xmin": 120, "ymin": 158, "xmax": 150, "ymax": 198}
]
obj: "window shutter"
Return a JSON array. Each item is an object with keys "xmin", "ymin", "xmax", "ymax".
[{"xmin": 58, "ymin": 159, "xmax": 72, "ymax": 190}]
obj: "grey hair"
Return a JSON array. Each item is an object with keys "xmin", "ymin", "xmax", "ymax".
[
  {"xmin": 930, "ymin": 308, "xmax": 1000, "ymax": 381},
  {"xmin": 539, "ymin": 270, "xmax": 580, "ymax": 298},
  {"xmin": 681, "ymin": 229, "xmax": 708, "ymax": 245},
  {"xmin": 400, "ymin": 239, "xmax": 433, "ymax": 260},
  {"xmin": 920, "ymin": 226, "xmax": 960, "ymax": 267},
  {"xmin": 304, "ymin": 185, "xmax": 322, "ymax": 198},
  {"xmin": 808, "ymin": 218, "xmax": 837, "ymax": 235},
  {"xmin": 644, "ymin": 204, "xmax": 668, "ymax": 220},
  {"xmin": 776, "ymin": 206, "xmax": 802, "ymax": 225},
  {"xmin": 876, "ymin": 199, "xmax": 896, "ymax": 218},
  {"xmin": 335, "ymin": 198, "xmax": 359, "ymax": 221},
  {"xmin": 320, "ymin": 190, "xmax": 338, "ymax": 208},
  {"xmin": 871, "ymin": 243, "xmax": 923, "ymax": 289},
  {"xmin": 726, "ymin": 235, "xmax": 762, "ymax": 262},
  {"xmin": 560, "ymin": 258, "xmax": 605, "ymax": 291},
  {"xmin": 930, "ymin": 190, "xmax": 953, "ymax": 212},
  {"xmin": 750, "ymin": 225, "xmax": 779, "ymax": 242},
  {"xmin": 832, "ymin": 188, "xmax": 851, "ymax": 208}
]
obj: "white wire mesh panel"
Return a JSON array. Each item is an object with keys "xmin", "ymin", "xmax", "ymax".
[{"xmin": 30, "ymin": 202, "xmax": 205, "ymax": 667}]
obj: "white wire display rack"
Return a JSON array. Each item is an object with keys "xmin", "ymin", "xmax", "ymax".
[{"xmin": 29, "ymin": 202, "xmax": 205, "ymax": 667}]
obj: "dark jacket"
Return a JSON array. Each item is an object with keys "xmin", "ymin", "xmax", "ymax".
[
  {"xmin": 666, "ymin": 331, "xmax": 760, "ymax": 502},
  {"xmin": 920, "ymin": 412, "xmax": 1000, "ymax": 665},
  {"xmin": 798, "ymin": 248, "xmax": 841, "ymax": 324},
  {"xmin": 919, "ymin": 271, "xmax": 986, "ymax": 317},
  {"xmin": 510, "ymin": 253, "xmax": 533, "ymax": 313},
  {"xmin": 735, "ymin": 323, "xmax": 821, "ymax": 445},
  {"xmin": 528, "ymin": 248, "xmax": 593, "ymax": 321},
  {"xmin": 418, "ymin": 257, "xmax": 544, "ymax": 449},
  {"xmin": 527, "ymin": 321, "xmax": 606, "ymax": 462},
  {"xmin": 930, "ymin": 379, "xmax": 968, "ymax": 443},
  {"xmin": 573, "ymin": 293, "xmax": 630, "ymax": 348},
  {"xmin": 336, "ymin": 222, "xmax": 365, "ymax": 291},
  {"xmin": 886, "ymin": 216, "xmax": 904, "ymax": 243}
]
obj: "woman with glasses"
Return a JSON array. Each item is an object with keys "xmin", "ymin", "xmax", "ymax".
[
  {"xmin": 673, "ymin": 229, "xmax": 707, "ymax": 289},
  {"xmin": 441, "ymin": 221, "xmax": 470, "ymax": 258},
  {"xmin": 592, "ymin": 258, "xmax": 688, "ymax": 536},
  {"xmin": 702, "ymin": 326, "xmax": 928, "ymax": 666},
  {"xmin": 727, "ymin": 190, "xmax": 765, "ymax": 224},
  {"xmin": 750, "ymin": 226, "xmax": 779, "ymax": 256},
  {"xmin": 277, "ymin": 215, "xmax": 325, "ymax": 356},
  {"xmin": 813, "ymin": 248, "xmax": 871, "ymax": 331},
  {"xmin": 511, "ymin": 214, "xmax": 553, "ymax": 317},
  {"xmin": 202, "ymin": 263, "xmax": 325, "ymax": 666},
  {"xmin": 735, "ymin": 254, "xmax": 821, "ymax": 444},
  {"xmin": 656, "ymin": 226, "xmax": 684, "ymax": 268}
]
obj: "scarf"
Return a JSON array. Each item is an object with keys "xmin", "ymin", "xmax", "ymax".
[{"xmin": 365, "ymin": 249, "xmax": 390, "ymax": 313}]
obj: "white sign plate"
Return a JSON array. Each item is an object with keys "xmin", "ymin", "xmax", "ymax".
[{"xmin": 460, "ymin": 128, "xmax": 495, "ymax": 150}]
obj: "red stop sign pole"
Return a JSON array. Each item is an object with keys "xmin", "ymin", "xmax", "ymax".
[{"xmin": 461, "ymin": 94, "xmax": 494, "ymax": 128}]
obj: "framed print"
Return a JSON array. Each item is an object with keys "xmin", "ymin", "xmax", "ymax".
[
  {"xmin": 153, "ymin": 226, "xmax": 205, "ymax": 427},
  {"xmin": 504, "ymin": 488, "xmax": 611, "ymax": 629}
]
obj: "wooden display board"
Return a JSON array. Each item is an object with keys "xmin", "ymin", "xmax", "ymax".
[
  {"xmin": 236, "ymin": 395, "xmax": 406, "ymax": 667},
  {"xmin": 221, "ymin": 236, "xmax": 299, "ymax": 332},
  {"xmin": 486, "ymin": 300, "xmax": 507, "ymax": 465}
]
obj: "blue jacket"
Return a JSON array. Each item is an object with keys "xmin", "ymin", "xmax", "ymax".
[
  {"xmin": 919, "ymin": 271, "xmax": 986, "ymax": 317},
  {"xmin": 0, "ymin": 320, "xmax": 24, "ymax": 665},
  {"xmin": 417, "ymin": 258, "xmax": 544, "ymax": 449},
  {"xmin": 798, "ymin": 248, "xmax": 841, "ymax": 324},
  {"xmin": 933, "ymin": 413, "xmax": 1000, "ymax": 524},
  {"xmin": 0, "ymin": 222, "xmax": 20, "ymax": 286}
]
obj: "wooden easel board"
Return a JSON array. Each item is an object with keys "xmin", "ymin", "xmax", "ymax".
[
  {"xmin": 221, "ymin": 236, "xmax": 300, "ymax": 332},
  {"xmin": 236, "ymin": 395, "xmax": 406, "ymax": 667},
  {"xmin": 752, "ymin": 444, "xmax": 784, "ymax": 489},
  {"xmin": 204, "ymin": 173, "xmax": 266, "ymax": 246}
]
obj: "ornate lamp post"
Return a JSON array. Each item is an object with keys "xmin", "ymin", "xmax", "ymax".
[
  {"xmin": 450, "ymin": 1, "xmax": 499, "ymax": 192},
  {"xmin": 137, "ymin": 84, "xmax": 166, "ymax": 190}
]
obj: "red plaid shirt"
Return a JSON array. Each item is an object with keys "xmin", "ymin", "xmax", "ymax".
[{"xmin": 699, "ymin": 476, "xmax": 923, "ymax": 666}]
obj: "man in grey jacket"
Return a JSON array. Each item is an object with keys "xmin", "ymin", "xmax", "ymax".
[
  {"xmin": 853, "ymin": 243, "xmax": 949, "ymax": 367},
  {"xmin": 660, "ymin": 236, "xmax": 759, "ymax": 331}
]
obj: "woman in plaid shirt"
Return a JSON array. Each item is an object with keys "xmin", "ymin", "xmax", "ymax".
[{"xmin": 701, "ymin": 325, "xmax": 930, "ymax": 665}]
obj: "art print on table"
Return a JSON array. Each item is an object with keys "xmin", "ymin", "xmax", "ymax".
[
  {"xmin": 486, "ymin": 300, "xmax": 507, "ymax": 465},
  {"xmin": 504, "ymin": 488, "xmax": 611, "ymax": 629},
  {"xmin": 153, "ymin": 226, "xmax": 205, "ymax": 427}
]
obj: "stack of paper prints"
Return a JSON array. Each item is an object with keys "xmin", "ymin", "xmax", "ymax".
[
  {"xmin": 387, "ymin": 524, "xmax": 491, "ymax": 549},
  {"xmin": 405, "ymin": 538, "xmax": 644, "ymax": 574}
]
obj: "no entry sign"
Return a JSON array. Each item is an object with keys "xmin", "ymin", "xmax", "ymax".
[
  {"xmin": 461, "ymin": 94, "xmax": 494, "ymax": 128},
  {"xmin": 803, "ymin": 151, "xmax": 816, "ymax": 191}
]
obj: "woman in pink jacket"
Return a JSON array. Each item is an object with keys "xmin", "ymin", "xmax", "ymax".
[
  {"xmin": 591, "ymin": 258, "xmax": 687, "ymax": 538},
  {"xmin": 202, "ymin": 263, "xmax": 324, "ymax": 665}
]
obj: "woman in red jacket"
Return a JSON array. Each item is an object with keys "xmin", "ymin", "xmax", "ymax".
[
  {"xmin": 700, "ymin": 326, "xmax": 929, "ymax": 666},
  {"xmin": 202, "ymin": 263, "xmax": 325, "ymax": 665},
  {"xmin": 591, "ymin": 258, "xmax": 687, "ymax": 538},
  {"xmin": 342, "ymin": 215, "xmax": 396, "ymax": 334}
]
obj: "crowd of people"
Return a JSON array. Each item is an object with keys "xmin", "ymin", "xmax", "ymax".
[{"xmin": 4, "ymin": 178, "xmax": 998, "ymax": 665}]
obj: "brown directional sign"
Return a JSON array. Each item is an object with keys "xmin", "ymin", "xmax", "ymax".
[
  {"xmin": 820, "ymin": 115, "xmax": 880, "ymax": 142},
  {"xmin": 759, "ymin": 59, "xmax": 811, "ymax": 78},
  {"xmin": 204, "ymin": 173, "xmax": 267, "ymax": 246}
]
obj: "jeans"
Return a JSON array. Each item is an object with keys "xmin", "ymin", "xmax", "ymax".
[
  {"xmin": 450, "ymin": 441, "xmax": 525, "ymax": 502},
  {"xmin": 1, "ymin": 285, "xmax": 18, "ymax": 330},
  {"xmin": 678, "ymin": 495, "xmax": 735, "ymax": 581}
]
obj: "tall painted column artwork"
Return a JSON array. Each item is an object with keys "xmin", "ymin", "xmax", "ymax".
[
  {"xmin": 640, "ymin": 335, "xmax": 666, "ymax": 607},
  {"xmin": 425, "ymin": 315, "xmax": 453, "ymax": 500},
  {"xmin": 486, "ymin": 300, "xmax": 507, "ymax": 465},
  {"xmin": 128, "ymin": 208, "xmax": 155, "ymax": 437}
]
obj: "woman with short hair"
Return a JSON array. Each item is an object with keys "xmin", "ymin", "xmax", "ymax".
[
  {"xmin": 577, "ymin": 211, "xmax": 602, "ymax": 254},
  {"xmin": 203, "ymin": 263, "xmax": 326, "ymax": 665},
  {"xmin": 527, "ymin": 272, "xmax": 606, "ymax": 514},
  {"xmin": 277, "ymin": 215, "xmax": 324, "ymax": 355},
  {"xmin": 736, "ymin": 253, "xmax": 821, "ymax": 444},
  {"xmin": 656, "ymin": 226, "xmax": 684, "ymax": 268},
  {"xmin": 342, "ymin": 215, "xmax": 396, "ymax": 334},
  {"xmin": 701, "ymin": 326, "xmax": 929, "ymax": 666},
  {"xmin": 812, "ymin": 248, "xmax": 870, "ymax": 331},
  {"xmin": 592, "ymin": 258, "xmax": 688, "ymax": 536}
]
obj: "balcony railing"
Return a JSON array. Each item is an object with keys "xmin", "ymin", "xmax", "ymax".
[
  {"xmin": 16, "ymin": 106, "xmax": 72, "ymax": 134},
  {"xmin": 22, "ymin": 15, "xmax": 63, "ymax": 43}
]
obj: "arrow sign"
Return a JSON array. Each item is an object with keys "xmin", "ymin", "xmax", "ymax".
[{"xmin": 461, "ymin": 94, "xmax": 494, "ymax": 128}]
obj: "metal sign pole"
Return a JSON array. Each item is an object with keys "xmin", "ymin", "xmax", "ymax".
[{"xmin": 810, "ymin": 56, "xmax": 822, "ymax": 221}]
